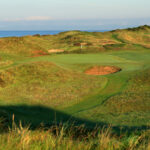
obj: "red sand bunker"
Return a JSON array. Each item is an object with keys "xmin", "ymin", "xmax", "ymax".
[
  {"xmin": 85, "ymin": 66, "xmax": 121, "ymax": 75},
  {"xmin": 32, "ymin": 50, "xmax": 48, "ymax": 57}
]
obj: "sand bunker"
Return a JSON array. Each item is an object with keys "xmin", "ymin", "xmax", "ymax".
[
  {"xmin": 31, "ymin": 49, "xmax": 64, "ymax": 57},
  {"xmin": 85, "ymin": 66, "xmax": 121, "ymax": 75},
  {"xmin": 32, "ymin": 50, "xmax": 48, "ymax": 57},
  {"xmin": 48, "ymin": 49, "xmax": 64, "ymax": 54}
]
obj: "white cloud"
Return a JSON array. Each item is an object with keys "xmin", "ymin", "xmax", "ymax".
[
  {"xmin": 25, "ymin": 16, "xmax": 52, "ymax": 21},
  {"xmin": 4, "ymin": 16, "xmax": 52, "ymax": 21}
]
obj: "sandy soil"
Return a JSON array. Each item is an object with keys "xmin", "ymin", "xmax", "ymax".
[
  {"xmin": 32, "ymin": 50, "xmax": 48, "ymax": 57},
  {"xmin": 48, "ymin": 49, "xmax": 64, "ymax": 53},
  {"xmin": 85, "ymin": 66, "xmax": 121, "ymax": 75}
]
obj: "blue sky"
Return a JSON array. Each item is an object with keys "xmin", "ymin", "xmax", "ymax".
[{"xmin": 0, "ymin": 0, "xmax": 150, "ymax": 30}]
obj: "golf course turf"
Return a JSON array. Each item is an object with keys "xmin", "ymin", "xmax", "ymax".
[{"xmin": 0, "ymin": 25, "xmax": 150, "ymax": 149}]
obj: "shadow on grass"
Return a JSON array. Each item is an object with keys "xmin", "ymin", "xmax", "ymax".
[{"xmin": 0, "ymin": 105, "xmax": 149, "ymax": 135}]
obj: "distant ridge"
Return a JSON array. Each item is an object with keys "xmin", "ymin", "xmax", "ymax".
[
  {"xmin": 111, "ymin": 25, "xmax": 150, "ymax": 32},
  {"xmin": 0, "ymin": 24, "xmax": 149, "ymax": 57},
  {"xmin": 126, "ymin": 25, "xmax": 150, "ymax": 31}
]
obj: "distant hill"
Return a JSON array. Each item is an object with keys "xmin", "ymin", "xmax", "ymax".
[
  {"xmin": 0, "ymin": 25, "xmax": 149, "ymax": 56},
  {"xmin": 126, "ymin": 25, "xmax": 150, "ymax": 31}
]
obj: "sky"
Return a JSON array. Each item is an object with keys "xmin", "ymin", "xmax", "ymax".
[{"xmin": 0, "ymin": 0, "xmax": 150, "ymax": 30}]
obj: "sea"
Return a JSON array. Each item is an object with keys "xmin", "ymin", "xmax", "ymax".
[{"xmin": 0, "ymin": 30, "xmax": 108, "ymax": 38}]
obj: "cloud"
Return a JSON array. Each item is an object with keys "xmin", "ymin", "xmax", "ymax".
[
  {"xmin": 4, "ymin": 16, "xmax": 52, "ymax": 21},
  {"xmin": 25, "ymin": 16, "xmax": 52, "ymax": 21}
]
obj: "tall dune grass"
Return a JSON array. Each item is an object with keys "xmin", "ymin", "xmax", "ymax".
[{"xmin": 0, "ymin": 117, "xmax": 149, "ymax": 150}]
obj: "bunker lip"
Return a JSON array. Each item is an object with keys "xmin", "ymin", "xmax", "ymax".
[{"xmin": 85, "ymin": 66, "xmax": 122, "ymax": 75}]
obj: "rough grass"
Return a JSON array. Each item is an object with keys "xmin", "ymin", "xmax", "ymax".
[
  {"xmin": 75, "ymin": 69, "xmax": 150, "ymax": 127},
  {"xmin": 0, "ymin": 62, "xmax": 106, "ymax": 108},
  {"xmin": 105, "ymin": 69, "xmax": 150, "ymax": 113},
  {"xmin": 0, "ymin": 120, "xmax": 150, "ymax": 150}
]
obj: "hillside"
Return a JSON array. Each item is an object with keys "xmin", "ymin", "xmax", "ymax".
[{"xmin": 0, "ymin": 25, "xmax": 149, "ymax": 57}]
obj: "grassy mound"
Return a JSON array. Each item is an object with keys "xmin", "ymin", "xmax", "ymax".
[
  {"xmin": 0, "ymin": 62, "xmax": 106, "ymax": 108},
  {"xmin": 105, "ymin": 69, "xmax": 150, "ymax": 113},
  {"xmin": 82, "ymin": 69, "xmax": 150, "ymax": 126}
]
